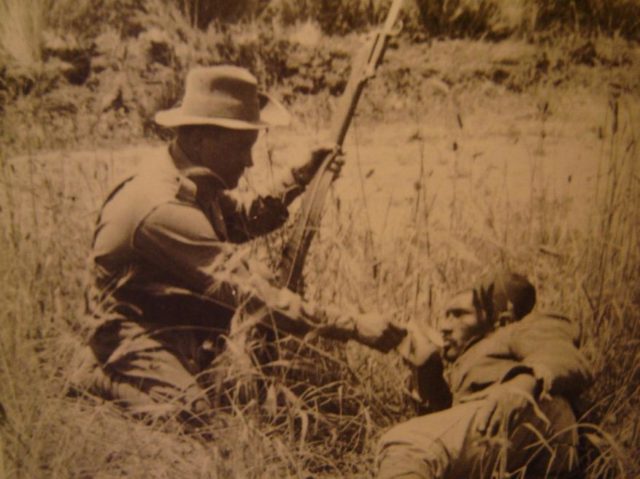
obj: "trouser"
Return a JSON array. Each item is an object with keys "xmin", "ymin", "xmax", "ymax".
[
  {"xmin": 376, "ymin": 396, "xmax": 578, "ymax": 479},
  {"xmin": 69, "ymin": 315, "xmax": 230, "ymax": 421}
]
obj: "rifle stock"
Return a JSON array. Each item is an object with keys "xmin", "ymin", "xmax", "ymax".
[{"xmin": 278, "ymin": 0, "xmax": 405, "ymax": 292}]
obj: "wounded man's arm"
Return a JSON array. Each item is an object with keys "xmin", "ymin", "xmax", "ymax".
[{"xmin": 506, "ymin": 313, "xmax": 593, "ymax": 397}]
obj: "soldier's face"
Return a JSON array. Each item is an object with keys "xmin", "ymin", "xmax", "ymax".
[
  {"xmin": 439, "ymin": 290, "xmax": 485, "ymax": 362},
  {"xmin": 196, "ymin": 128, "xmax": 258, "ymax": 189}
]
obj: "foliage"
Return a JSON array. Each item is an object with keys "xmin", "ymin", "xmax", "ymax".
[
  {"xmin": 0, "ymin": 0, "xmax": 47, "ymax": 68},
  {"xmin": 0, "ymin": 3, "xmax": 639, "ymax": 475},
  {"xmin": 535, "ymin": 0, "xmax": 640, "ymax": 39},
  {"xmin": 264, "ymin": 0, "xmax": 393, "ymax": 35},
  {"xmin": 175, "ymin": 0, "xmax": 267, "ymax": 28},
  {"xmin": 0, "ymin": 0, "xmax": 354, "ymax": 150},
  {"xmin": 169, "ymin": 0, "xmax": 640, "ymax": 39},
  {"xmin": 576, "ymin": 91, "xmax": 640, "ymax": 477},
  {"xmin": 413, "ymin": 0, "xmax": 506, "ymax": 38},
  {"xmin": 2, "ymin": 81, "xmax": 639, "ymax": 476},
  {"xmin": 2, "ymin": 0, "xmax": 640, "ymax": 155}
]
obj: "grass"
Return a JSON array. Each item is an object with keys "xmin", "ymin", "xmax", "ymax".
[
  {"xmin": 1, "ymin": 4, "xmax": 639, "ymax": 477},
  {"xmin": 2, "ymin": 81, "xmax": 639, "ymax": 477},
  {"xmin": 0, "ymin": 0, "xmax": 48, "ymax": 68}
]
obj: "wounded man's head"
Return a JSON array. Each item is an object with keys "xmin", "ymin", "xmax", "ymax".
[{"xmin": 439, "ymin": 271, "xmax": 536, "ymax": 362}]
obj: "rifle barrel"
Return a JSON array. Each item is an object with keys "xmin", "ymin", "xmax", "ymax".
[
  {"xmin": 279, "ymin": 0, "xmax": 405, "ymax": 291},
  {"xmin": 331, "ymin": 0, "xmax": 404, "ymax": 146}
]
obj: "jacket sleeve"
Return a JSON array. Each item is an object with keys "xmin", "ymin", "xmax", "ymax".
[
  {"xmin": 414, "ymin": 354, "xmax": 453, "ymax": 413},
  {"xmin": 132, "ymin": 201, "xmax": 356, "ymax": 341},
  {"xmin": 505, "ymin": 313, "xmax": 593, "ymax": 397}
]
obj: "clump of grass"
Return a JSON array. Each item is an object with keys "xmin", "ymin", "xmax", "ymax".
[
  {"xmin": 1, "ymin": 10, "xmax": 639, "ymax": 478},
  {"xmin": 575, "ymin": 90, "xmax": 640, "ymax": 477},
  {"xmin": 0, "ymin": 0, "xmax": 47, "ymax": 68},
  {"xmin": 293, "ymin": 82, "xmax": 639, "ymax": 477}
]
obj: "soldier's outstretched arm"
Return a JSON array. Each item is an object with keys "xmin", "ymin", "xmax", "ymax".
[{"xmin": 132, "ymin": 199, "xmax": 405, "ymax": 351}]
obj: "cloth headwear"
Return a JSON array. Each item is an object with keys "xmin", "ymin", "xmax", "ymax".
[
  {"xmin": 155, "ymin": 65, "xmax": 291, "ymax": 129},
  {"xmin": 473, "ymin": 270, "xmax": 536, "ymax": 326}
]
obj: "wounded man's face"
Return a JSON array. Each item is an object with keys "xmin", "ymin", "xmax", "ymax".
[{"xmin": 438, "ymin": 290, "xmax": 486, "ymax": 362}]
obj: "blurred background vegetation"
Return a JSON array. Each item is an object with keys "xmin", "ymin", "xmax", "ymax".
[
  {"xmin": 1, "ymin": 1, "xmax": 639, "ymax": 478},
  {"xmin": 1, "ymin": 0, "xmax": 639, "ymax": 154}
]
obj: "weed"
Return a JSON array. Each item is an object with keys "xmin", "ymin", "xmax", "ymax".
[{"xmin": 1, "ymin": 3, "xmax": 639, "ymax": 478}]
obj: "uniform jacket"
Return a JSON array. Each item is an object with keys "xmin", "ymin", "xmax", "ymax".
[
  {"xmin": 449, "ymin": 312, "xmax": 592, "ymax": 401},
  {"xmin": 91, "ymin": 145, "xmax": 294, "ymax": 304},
  {"xmin": 86, "ymin": 145, "xmax": 329, "ymax": 371},
  {"xmin": 418, "ymin": 313, "xmax": 593, "ymax": 411}
]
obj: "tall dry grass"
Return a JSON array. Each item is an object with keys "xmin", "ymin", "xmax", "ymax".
[
  {"xmin": 3, "ymin": 86, "xmax": 638, "ymax": 477},
  {"xmin": 1, "ymin": 6, "xmax": 639, "ymax": 474},
  {"xmin": 576, "ymin": 91, "xmax": 640, "ymax": 478}
]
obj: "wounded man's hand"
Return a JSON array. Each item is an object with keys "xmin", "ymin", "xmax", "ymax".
[{"xmin": 462, "ymin": 374, "xmax": 543, "ymax": 436}]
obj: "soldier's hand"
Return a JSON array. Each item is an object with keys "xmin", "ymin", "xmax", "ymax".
[
  {"xmin": 273, "ymin": 287, "xmax": 307, "ymax": 317},
  {"xmin": 354, "ymin": 313, "xmax": 407, "ymax": 353},
  {"xmin": 292, "ymin": 144, "xmax": 342, "ymax": 187},
  {"xmin": 249, "ymin": 196, "xmax": 289, "ymax": 232}
]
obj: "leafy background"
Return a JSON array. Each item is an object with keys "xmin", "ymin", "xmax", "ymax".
[{"xmin": 1, "ymin": 0, "xmax": 639, "ymax": 477}]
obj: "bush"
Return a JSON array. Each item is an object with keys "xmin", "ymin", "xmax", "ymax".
[
  {"xmin": 2, "ymin": 0, "xmax": 640, "ymax": 155},
  {"xmin": 536, "ymin": 0, "xmax": 640, "ymax": 39},
  {"xmin": 175, "ymin": 0, "xmax": 266, "ymax": 28}
]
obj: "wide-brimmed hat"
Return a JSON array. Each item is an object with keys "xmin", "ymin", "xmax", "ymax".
[{"xmin": 155, "ymin": 65, "xmax": 290, "ymax": 129}]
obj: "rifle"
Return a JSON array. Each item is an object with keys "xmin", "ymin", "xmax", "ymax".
[{"xmin": 278, "ymin": 0, "xmax": 405, "ymax": 292}]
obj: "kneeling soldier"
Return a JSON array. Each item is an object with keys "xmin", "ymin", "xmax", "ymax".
[{"xmin": 71, "ymin": 66, "xmax": 406, "ymax": 422}]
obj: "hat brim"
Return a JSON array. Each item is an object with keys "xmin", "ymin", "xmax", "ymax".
[{"xmin": 154, "ymin": 93, "xmax": 291, "ymax": 130}]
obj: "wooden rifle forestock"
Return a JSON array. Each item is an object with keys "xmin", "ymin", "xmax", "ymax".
[{"xmin": 278, "ymin": 0, "xmax": 404, "ymax": 292}]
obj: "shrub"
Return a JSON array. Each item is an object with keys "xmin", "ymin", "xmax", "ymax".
[
  {"xmin": 536, "ymin": 0, "xmax": 640, "ymax": 39},
  {"xmin": 175, "ymin": 0, "xmax": 266, "ymax": 28}
]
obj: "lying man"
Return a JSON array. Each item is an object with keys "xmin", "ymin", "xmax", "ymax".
[
  {"xmin": 71, "ymin": 65, "xmax": 406, "ymax": 422},
  {"xmin": 376, "ymin": 271, "xmax": 593, "ymax": 478}
]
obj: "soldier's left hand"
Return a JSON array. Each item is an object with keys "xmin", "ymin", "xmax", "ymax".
[{"xmin": 292, "ymin": 144, "xmax": 342, "ymax": 187}]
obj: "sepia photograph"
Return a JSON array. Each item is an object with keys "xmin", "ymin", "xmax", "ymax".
[{"xmin": 1, "ymin": 0, "xmax": 639, "ymax": 477}]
